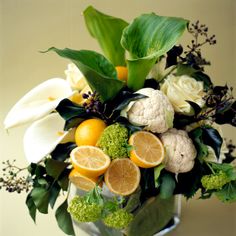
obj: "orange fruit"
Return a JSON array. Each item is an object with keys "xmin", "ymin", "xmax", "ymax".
[
  {"xmin": 69, "ymin": 169, "xmax": 98, "ymax": 191},
  {"xmin": 115, "ymin": 66, "xmax": 128, "ymax": 82},
  {"xmin": 129, "ymin": 131, "xmax": 165, "ymax": 168},
  {"xmin": 70, "ymin": 146, "xmax": 111, "ymax": 178},
  {"xmin": 104, "ymin": 158, "xmax": 140, "ymax": 196},
  {"xmin": 75, "ymin": 118, "xmax": 106, "ymax": 146}
]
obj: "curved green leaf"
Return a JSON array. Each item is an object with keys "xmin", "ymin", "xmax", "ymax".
[
  {"xmin": 45, "ymin": 48, "xmax": 124, "ymax": 101},
  {"xmin": 84, "ymin": 6, "xmax": 128, "ymax": 66},
  {"xmin": 121, "ymin": 13, "xmax": 188, "ymax": 90}
]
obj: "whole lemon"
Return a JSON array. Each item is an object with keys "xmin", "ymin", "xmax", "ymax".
[{"xmin": 75, "ymin": 119, "xmax": 107, "ymax": 146}]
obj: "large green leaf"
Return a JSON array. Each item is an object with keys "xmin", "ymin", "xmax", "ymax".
[
  {"xmin": 84, "ymin": 6, "xmax": 128, "ymax": 66},
  {"xmin": 45, "ymin": 48, "xmax": 124, "ymax": 101},
  {"xmin": 31, "ymin": 187, "xmax": 50, "ymax": 214},
  {"xmin": 55, "ymin": 199, "xmax": 75, "ymax": 235},
  {"xmin": 121, "ymin": 13, "xmax": 188, "ymax": 91}
]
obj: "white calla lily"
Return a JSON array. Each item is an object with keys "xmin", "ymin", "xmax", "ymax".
[
  {"xmin": 23, "ymin": 113, "xmax": 73, "ymax": 163},
  {"xmin": 4, "ymin": 78, "xmax": 74, "ymax": 129}
]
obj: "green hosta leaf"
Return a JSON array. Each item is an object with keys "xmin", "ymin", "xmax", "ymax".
[
  {"xmin": 45, "ymin": 48, "xmax": 124, "ymax": 101},
  {"xmin": 84, "ymin": 6, "xmax": 128, "ymax": 66},
  {"xmin": 215, "ymin": 181, "xmax": 236, "ymax": 203},
  {"xmin": 127, "ymin": 195, "xmax": 175, "ymax": 236},
  {"xmin": 55, "ymin": 199, "xmax": 75, "ymax": 235},
  {"xmin": 160, "ymin": 172, "xmax": 176, "ymax": 199},
  {"xmin": 26, "ymin": 194, "xmax": 37, "ymax": 222},
  {"xmin": 31, "ymin": 187, "xmax": 50, "ymax": 214},
  {"xmin": 121, "ymin": 13, "xmax": 188, "ymax": 90},
  {"xmin": 45, "ymin": 159, "xmax": 69, "ymax": 180}
]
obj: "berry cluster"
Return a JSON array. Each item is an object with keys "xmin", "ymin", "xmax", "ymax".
[{"xmin": 0, "ymin": 160, "xmax": 31, "ymax": 193}]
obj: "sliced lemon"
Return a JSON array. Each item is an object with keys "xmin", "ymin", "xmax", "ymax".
[
  {"xmin": 69, "ymin": 169, "xmax": 98, "ymax": 191},
  {"xmin": 70, "ymin": 146, "xmax": 111, "ymax": 178},
  {"xmin": 105, "ymin": 158, "xmax": 140, "ymax": 196},
  {"xmin": 129, "ymin": 131, "xmax": 165, "ymax": 168}
]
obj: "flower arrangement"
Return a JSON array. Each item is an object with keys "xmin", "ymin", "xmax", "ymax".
[{"xmin": 1, "ymin": 5, "xmax": 236, "ymax": 236}]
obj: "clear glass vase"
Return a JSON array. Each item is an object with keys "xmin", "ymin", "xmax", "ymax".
[{"xmin": 68, "ymin": 184, "xmax": 181, "ymax": 236}]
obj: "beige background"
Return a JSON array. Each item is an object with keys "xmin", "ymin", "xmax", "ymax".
[{"xmin": 0, "ymin": 0, "xmax": 236, "ymax": 235}]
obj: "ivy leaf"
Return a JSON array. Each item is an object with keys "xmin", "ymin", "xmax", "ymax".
[
  {"xmin": 201, "ymin": 126, "xmax": 223, "ymax": 160},
  {"xmin": 45, "ymin": 159, "xmax": 69, "ymax": 180},
  {"xmin": 159, "ymin": 172, "xmax": 176, "ymax": 199},
  {"xmin": 51, "ymin": 142, "xmax": 77, "ymax": 162},
  {"xmin": 55, "ymin": 199, "xmax": 75, "ymax": 235},
  {"xmin": 215, "ymin": 181, "xmax": 236, "ymax": 203},
  {"xmin": 44, "ymin": 48, "xmax": 124, "ymax": 102},
  {"xmin": 84, "ymin": 6, "xmax": 128, "ymax": 66},
  {"xmin": 26, "ymin": 194, "xmax": 37, "ymax": 222},
  {"xmin": 31, "ymin": 187, "xmax": 50, "ymax": 214}
]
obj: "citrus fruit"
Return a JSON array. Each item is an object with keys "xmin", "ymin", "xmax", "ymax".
[
  {"xmin": 129, "ymin": 131, "xmax": 165, "ymax": 168},
  {"xmin": 69, "ymin": 168, "xmax": 98, "ymax": 191},
  {"xmin": 104, "ymin": 158, "xmax": 140, "ymax": 196},
  {"xmin": 75, "ymin": 118, "xmax": 106, "ymax": 146},
  {"xmin": 115, "ymin": 66, "xmax": 128, "ymax": 82},
  {"xmin": 70, "ymin": 146, "xmax": 111, "ymax": 178}
]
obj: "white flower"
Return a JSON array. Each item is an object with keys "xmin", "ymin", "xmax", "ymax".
[
  {"xmin": 23, "ymin": 113, "xmax": 74, "ymax": 163},
  {"xmin": 65, "ymin": 63, "xmax": 88, "ymax": 90},
  {"xmin": 160, "ymin": 128, "xmax": 197, "ymax": 173},
  {"xmin": 4, "ymin": 78, "xmax": 74, "ymax": 129},
  {"xmin": 122, "ymin": 88, "xmax": 174, "ymax": 133},
  {"xmin": 160, "ymin": 74, "xmax": 205, "ymax": 115}
]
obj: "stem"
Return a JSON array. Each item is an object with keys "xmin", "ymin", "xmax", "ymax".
[{"xmin": 206, "ymin": 162, "xmax": 215, "ymax": 174}]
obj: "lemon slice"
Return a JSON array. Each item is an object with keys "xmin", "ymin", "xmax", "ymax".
[
  {"xmin": 70, "ymin": 146, "xmax": 111, "ymax": 178},
  {"xmin": 129, "ymin": 131, "xmax": 165, "ymax": 168},
  {"xmin": 105, "ymin": 158, "xmax": 140, "ymax": 196},
  {"xmin": 69, "ymin": 169, "xmax": 98, "ymax": 191}
]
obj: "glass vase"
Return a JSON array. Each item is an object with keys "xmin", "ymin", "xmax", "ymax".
[{"xmin": 68, "ymin": 183, "xmax": 181, "ymax": 236}]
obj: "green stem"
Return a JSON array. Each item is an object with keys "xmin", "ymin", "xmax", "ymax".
[{"xmin": 206, "ymin": 162, "xmax": 215, "ymax": 174}]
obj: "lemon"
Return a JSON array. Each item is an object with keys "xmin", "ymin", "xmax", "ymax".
[
  {"xmin": 75, "ymin": 118, "xmax": 106, "ymax": 146},
  {"xmin": 70, "ymin": 146, "xmax": 111, "ymax": 178},
  {"xmin": 104, "ymin": 158, "xmax": 140, "ymax": 196},
  {"xmin": 129, "ymin": 131, "xmax": 165, "ymax": 168}
]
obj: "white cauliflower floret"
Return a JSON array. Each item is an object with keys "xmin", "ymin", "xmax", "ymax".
[
  {"xmin": 123, "ymin": 88, "xmax": 174, "ymax": 133},
  {"xmin": 160, "ymin": 128, "xmax": 197, "ymax": 173}
]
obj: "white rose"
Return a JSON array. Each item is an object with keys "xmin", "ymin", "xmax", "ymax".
[
  {"xmin": 65, "ymin": 63, "xmax": 88, "ymax": 90},
  {"xmin": 160, "ymin": 74, "xmax": 205, "ymax": 114}
]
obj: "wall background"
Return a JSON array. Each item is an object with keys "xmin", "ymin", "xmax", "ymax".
[{"xmin": 0, "ymin": 0, "xmax": 235, "ymax": 235}]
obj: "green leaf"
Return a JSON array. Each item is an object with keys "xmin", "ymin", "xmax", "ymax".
[
  {"xmin": 84, "ymin": 6, "xmax": 128, "ymax": 66},
  {"xmin": 121, "ymin": 13, "xmax": 188, "ymax": 90},
  {"xmin": 56, "ymin": 99, "xmax": 87, "ymax": 121},
  {"xmin": 215, "ymin": 181, "xmax": 236, "ymax": 203},
  {"xmin": 201, "ymin": 126, "xmax": 223, "ymax": 160},
  {"xmin": 45, "ymin": 48, "xmax": 124, "ymax": 101},
  {"xmin": 210, "ymin": 162, "xmax": 236, "ymax": 181},
  {"xmin": 154, "ymin": 164, "xmax": 165, "ymax": 188},
  {"xmin": 49, "ymin": 183, "xmax": 61, "ymax": 209},
  {"xmin": 58, "ymin": 169, "xmax": 70, "ymax": 191},
  {"xmin": 51, "ymin": 142, "xmax": 77, "ymax": 162},
  {"xmin": 124, "ymin": 188, "xmax": 141, "ymax": 213},
  {"xmin": 55, "ymin": 199, "xmax": 75, "ymax": 235},
  {"xmin": 160, "ymin": 172, "xmax": 176, "ymax": 199},
  {"xmin": 127, "ymin": 195, "xmax": 175, "ymax": 236},
  {"xmin": 26, "ymin": 194, "xmax": 37, "ymax": 222},
  {"xmin": 189, "ymin": 128, "xmax": 209, "ymax": 160},
  {"xmin": 45, "ymin": 159, "xmax": 69, "ymax": 180},
  {"xmin": 31, "ymin": 187, "xmax": 50, "ymax": 214}
]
